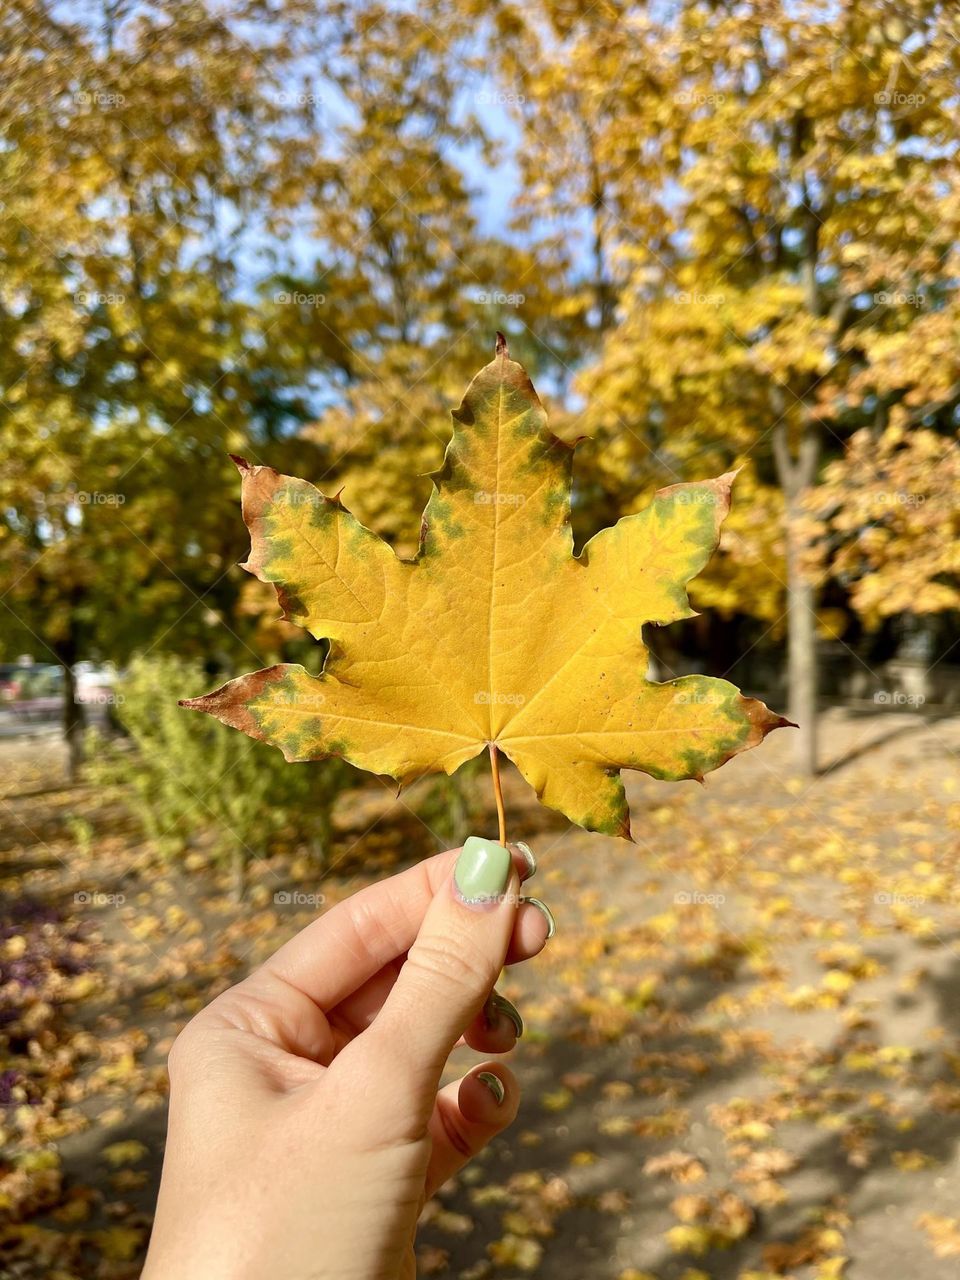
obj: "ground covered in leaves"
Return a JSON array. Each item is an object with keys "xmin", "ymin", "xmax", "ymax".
[{"xmin": 2, "ymin": 707, "xmax": 960, "ymax": 1279}]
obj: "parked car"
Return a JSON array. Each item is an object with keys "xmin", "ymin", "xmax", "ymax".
[{"xmin": 0, "ymin": 663, "xmax": 62, "ymax": 723}]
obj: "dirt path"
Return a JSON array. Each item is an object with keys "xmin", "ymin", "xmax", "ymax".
[{"xmin": 2, "ymin": 707, "xmax": 959, "ymax": 1278}]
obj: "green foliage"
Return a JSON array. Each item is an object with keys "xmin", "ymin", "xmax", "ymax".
[
  {"xmin": 88, "ymin": 656, "xmax": 355, "ymax": 890},
  {"xmin": 415, "ymin": 759, "xmax": 486, "ymax": 851},
  {"xmin": 65, "ymin": 815, "xmax": 95, "ymax": 859}
]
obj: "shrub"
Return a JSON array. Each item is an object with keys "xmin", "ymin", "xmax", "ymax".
[
  {"xmin": 87, "ymin": 655, "xmax": 356, "ymax": 896},
  {"xmin": 415, "ymin": 759, "xmax": 485, "ymax": 851}
]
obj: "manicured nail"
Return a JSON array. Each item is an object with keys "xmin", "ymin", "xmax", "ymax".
[
  {"xmin": 476, "ymin": 1070, "xmax": 505, "ymax": 1105},
  {"xmin": 521, "ymin": 896, "xmax": 556, "ymax": 940},
  {"xmin": 455, "ymin": 836, "xmax": 512, "ymax": 907},
  {"xmin": 510, "ymin": 841, "xmax": 537, "ymax": 880},
  {"xmin": 484, "ymin": 991, "xmax": 523, "ymax": 1039}
]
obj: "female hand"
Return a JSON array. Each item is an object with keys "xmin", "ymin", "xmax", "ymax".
[{"xmin": 141, "ymin": 837, "xmax": 555, "ymax": 1280}]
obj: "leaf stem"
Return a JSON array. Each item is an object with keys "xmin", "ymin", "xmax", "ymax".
[{"xmin": 488, "ymin": 741, "xmax": 506, "ymax": 846}]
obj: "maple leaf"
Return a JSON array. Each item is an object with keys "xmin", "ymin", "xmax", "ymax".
[{"xmin": 181, "ymin": 336, "xmax": 789, "ymax": 837}]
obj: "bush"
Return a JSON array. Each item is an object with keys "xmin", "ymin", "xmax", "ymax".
[
  {"xmin": 415, "ymin": 758, "xmax": 485, "ymax": 850},
  {"xmin": 87, "ymin": 655, "xmax": 356, "ymax": 896}
]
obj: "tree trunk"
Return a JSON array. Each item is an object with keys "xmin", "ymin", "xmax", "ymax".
[
  {"xmin": 308, "ymin": 803, "xmax": 333, "ymax": 869},
  {"xmin": 773, "ymin": 418, "xmax": 820, "ymax": 775},
  {"xmin": 446, "ymin": 773, "xmax": 470, "ymax": 849},
  {"xmin": 62, "ymin": 660, "xmax": 85, "ymax": 783},
  {"xmin": 230, "ymin": 844, "xmax": 246, "ymax": 902},
  {"xmin": 785, "ymin": 501, "xmax": 818, "ymax": 774},
  {"xmin": 769, "ymin": 121, "xmax": 837, "ymax": 774}
]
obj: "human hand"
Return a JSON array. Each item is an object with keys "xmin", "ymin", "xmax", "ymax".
[{"xmin": 141, "ymin": 837, "xmax": 555, "ymax": 1280}]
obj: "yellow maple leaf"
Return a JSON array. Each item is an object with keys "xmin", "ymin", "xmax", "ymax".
[
  {"xmin": 100, "ymin": 1139, "xmax": 149, "ymax": 1167},
  {"xmin": 184, "ymin": 338, "xmax": 788, "ymax": 836},
  {"xmin": 91, "ymin": 1224, "xmax": 144, "ymax": 1261},
  {"xmin": 918, "ymin": 1213, "xmax": 960, "ymax": 1258},
  {"xmin": 488, "ymin": 1232, "xmax": 543, "ymax": 1270},
  {"xmin": 666, "ymin": 1223, "xmax": 715, "ymax": 1256},
  {"xmin": 814, "ymin": 1258, "xmax": 849, "ymax": 1280}
]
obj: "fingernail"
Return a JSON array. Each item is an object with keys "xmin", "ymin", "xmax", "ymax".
[
  {"xmin": 477, "ymin": 1070, "xmax": 505, "ymax": 1105},
  {"xmin": 484, "ymin": 991, "xmax": 523, "ymax": 1039},
  {"xmin": 521, "ymin": 896, "xmax": 556, "ymax": 940},
  {"xmin": 455, "ymin": 836, "xmax": 512, "ymax": 907},
  {"xmin": 510, "ymin": 841, "xmax": 537, "ymax": 880}
]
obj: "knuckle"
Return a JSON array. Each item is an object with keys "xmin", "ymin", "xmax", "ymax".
[
  {"xmin": 164, "ymin": 985, "xmax": 241, "ymax": 1079},
  {"xmin": 406, "ymin": 931, "xmax": 497, "ymax": 996},
  {"xmin": 438, "ymin": 1100, "xmax": 475, "ymax": 1160},
  {"xmin": 165, "ymin": 1020, "xmax": 200, "ymax": 1082},
  {"xmin": 349, "ymin": 893, "xmax": 410, "ymax": 960}
]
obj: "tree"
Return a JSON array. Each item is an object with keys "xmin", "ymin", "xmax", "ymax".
[
  {"xmin": 269, "ymin": 0, "xmax": 587, "ymax": 549},
  {"xmin": 807, "ymin": 425, "xmax": 960, "ymax": 626},
  {"xmin": 0, "ymin": 0, "xmax": 322, "ymax": 773},
  {"xmin": 474, "ymin": 0, "xmax": 960, "ymax": 771}
]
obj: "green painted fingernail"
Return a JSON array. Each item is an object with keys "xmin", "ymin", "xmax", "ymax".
[
  {"xmin": 521, "ymin": 896, "xmax": 557, "ymax": 939},
  {"xmin": 455, "ymin": 836, "xmax": 512, "ymax": 906},
  {"xmin": 477, "ymin": 1071, "xmax": 505, "ymax": 1105}
]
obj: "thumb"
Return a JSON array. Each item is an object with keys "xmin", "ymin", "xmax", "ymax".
[{"xmin": 361, "ymin": 837, "xmax": 520, "ymax": 1102}]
